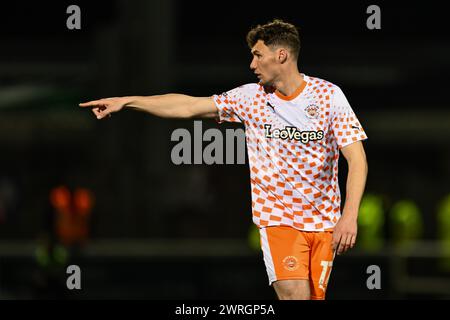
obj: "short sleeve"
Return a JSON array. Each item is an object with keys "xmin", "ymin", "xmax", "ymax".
[
  {"xmin": 331, "ymin": 86, "xmax": 368, "ymax": 149},
  {"xmin": 212, "ymin": 84, "xmax": 257, "ymax": 124}
]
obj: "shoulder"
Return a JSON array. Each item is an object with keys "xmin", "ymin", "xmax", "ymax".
[
  {"xmin": 237, "ymin": 83, "xmax": 263, "ymax": 95},
  {"xmin": 218, "ymin": 83, "xmax": 259, "ymax": 97},
  {"xmin": 236, "ymin": 83, "xmax": 278, "ymax": 97},
  {"xmin": 306, "ymin": 75, "xmax": 341, "ymax": 93},
  {"xmin": 305, "ymin": 75, "xmax": 351, "ymax": 111}
]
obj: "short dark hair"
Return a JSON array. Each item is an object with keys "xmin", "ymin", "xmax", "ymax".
[{"xmin": 246, "ymin": 19, "xmax": 300, "ymax": 60}]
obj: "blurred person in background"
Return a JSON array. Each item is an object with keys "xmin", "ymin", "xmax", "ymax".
[{"xmin": 32, "ymin": 181, "xmax": 93, "ymax": 299}]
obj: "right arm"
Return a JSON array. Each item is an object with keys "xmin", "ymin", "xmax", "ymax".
[{"xmin": 79, "ymin": 94, "xmax": 218, "ymax": 120}]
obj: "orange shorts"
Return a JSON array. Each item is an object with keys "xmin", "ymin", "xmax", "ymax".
[{"xmin": 259, "ymin": 226, "xmax": 335, "ymax": 300}]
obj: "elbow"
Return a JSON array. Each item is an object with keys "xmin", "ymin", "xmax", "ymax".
[
  {"xmin": 180, "ymin": 98, "xmax": 196, "ymax": 119},
  {"xmin": 363, "ymin": 151, "xmax": 368, "ymax": 174},
  {"xmin": 181, "ymin": 107, "xmax": 195, "ymax": 119},
  {"xmin": 358, "ymin": 147, "xmax": 368, "ymax": 176},
  {"xmin": 358, "ymin": 154, "xmax": 368, "ymax": 176},
  {"xmin": 360, "ymin": 154, "xmax": 368, "ymax": 178},
  {"xmin": 171, "ymin": 110, "xmax": 193, "ymax": 119}
]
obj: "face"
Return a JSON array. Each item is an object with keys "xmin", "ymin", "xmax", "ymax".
[{"xmin": 250, "ymin": 40, "xmax": 282, "ymax": 86}]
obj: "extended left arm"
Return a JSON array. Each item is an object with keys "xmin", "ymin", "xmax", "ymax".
[{"xmin": 332, "ymin": 141, "xmax": 368, "ymax": 255}]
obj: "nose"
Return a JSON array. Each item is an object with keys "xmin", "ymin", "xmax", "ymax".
[{"xmin": 250, "ymin": 56, "xmax": 257, "ymax": 71}]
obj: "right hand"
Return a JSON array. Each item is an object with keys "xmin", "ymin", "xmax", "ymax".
[{"xmin": 79, "ymin": 97, "xmax": 128, "ymax": 119}]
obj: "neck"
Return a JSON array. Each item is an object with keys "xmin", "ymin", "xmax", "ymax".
[{"xmin": 273, "ymin": 70, "xmax": 304, "ymax": 96}]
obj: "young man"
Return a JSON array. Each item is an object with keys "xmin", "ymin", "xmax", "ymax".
[{"xmin": 80, "ymin": 19, "xmax": 368, "ymax": 300}]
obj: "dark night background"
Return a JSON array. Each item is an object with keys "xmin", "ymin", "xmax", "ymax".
[{"xmin": 0, "ymin": 0, "xmax": 449, "ymax": 299}]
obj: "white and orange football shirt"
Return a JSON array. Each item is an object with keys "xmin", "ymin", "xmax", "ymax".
[{"xmin": 212, "ymin": 74, "xmax": 368, "ymax": 231}]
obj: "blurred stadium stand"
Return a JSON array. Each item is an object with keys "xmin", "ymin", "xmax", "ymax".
[{"xmin": 0, "ymin": 0, "xmax": 449, "ymax": 299}]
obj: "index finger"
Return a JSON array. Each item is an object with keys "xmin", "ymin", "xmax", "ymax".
[
  {"xmin": 332, "ymin": 232, "xmax": 342, "ymax": 251},
  {"xmin": 79, "ymin": 100, "xmax": 105, "ymax": 107}
]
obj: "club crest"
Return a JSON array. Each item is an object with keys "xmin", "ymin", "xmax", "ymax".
[
  {"xmin": 283, "ymin": 256, "xmax": 299, "ymax": 271},
  {"xmin": 305, "ymin": 104, "xmax": 320, "ymax": 119}
]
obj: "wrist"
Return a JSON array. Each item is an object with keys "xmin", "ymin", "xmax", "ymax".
[
  {"xmin": 122, "ymin": 96, "xmax": 137, "ymax": 108},
  {"xmin": 341, "ymin": 209, "xmax": 359, "ymax": 222}
]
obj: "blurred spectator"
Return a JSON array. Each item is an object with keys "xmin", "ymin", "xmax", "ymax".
[{"xmin": 31, "ymin": 184, "xmax": 94, "ymax": 298}]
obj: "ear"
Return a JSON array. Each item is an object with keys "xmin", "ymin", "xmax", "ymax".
[{"xmin": 278, "ymin": 48, "xmax": 288, "ymax": 64}]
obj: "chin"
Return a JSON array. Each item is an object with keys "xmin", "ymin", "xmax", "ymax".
[{"xmin": 259, "ymin": 79, "xmax": 273, "ymax": 86}]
